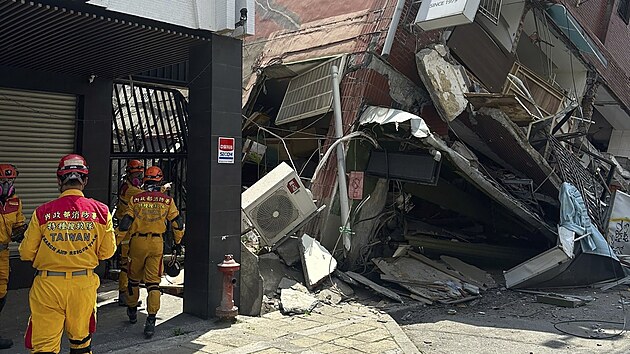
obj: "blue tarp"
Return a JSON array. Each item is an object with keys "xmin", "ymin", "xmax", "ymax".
[{"xmin": 559, "ymin": 182, "xmax": 618, "ymax": 259}]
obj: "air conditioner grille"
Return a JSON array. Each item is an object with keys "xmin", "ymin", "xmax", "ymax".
[{"xmin": 251, "ymin": 189, "xmax": 300, "ymax": 238}]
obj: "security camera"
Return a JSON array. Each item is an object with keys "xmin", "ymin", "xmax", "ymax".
[
  {"xmin": 235, "ymin": 8, "xmax": 247, "ymax": 27},
  {"xmin": 88, "ymin": 74, "xmax": 97, "ymax": 84}
]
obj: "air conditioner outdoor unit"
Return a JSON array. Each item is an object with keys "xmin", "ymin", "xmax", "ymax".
[{"xmin": 242, "ymin": 162, "xmax": 318, "ymax": 246}]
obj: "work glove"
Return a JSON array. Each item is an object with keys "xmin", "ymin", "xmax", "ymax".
[{"xmin": 11, "ymin": 224, "xmax": 27, "ymax": 243}]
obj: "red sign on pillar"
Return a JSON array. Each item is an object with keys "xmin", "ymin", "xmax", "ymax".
[
  {"xmin": 348, "ymin": 171, "xmax": 364, "ymax": 200},
  {"xmin": 218, "ymin": 137, "xmax": 235, "ymax": 164}
]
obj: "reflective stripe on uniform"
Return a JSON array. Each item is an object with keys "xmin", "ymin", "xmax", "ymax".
[{"xmin": 38, "ymin": 270, "xmax": 91, "ymax": 277}]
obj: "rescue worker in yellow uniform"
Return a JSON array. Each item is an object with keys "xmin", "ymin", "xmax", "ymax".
[
  {"xmin": 19, "ymin": 154, "xmax": 117, "ymax": 354},
  {"xmin": 0, "ymin": 164, "xmax": 26, "ymax": 350},
  {"xmin": 117, "ymin": 166, "xmax": 184, "ymax": 338},
  {"xmin": 114, "ymin": 159, "xmax": 144, "ymax": 306}
]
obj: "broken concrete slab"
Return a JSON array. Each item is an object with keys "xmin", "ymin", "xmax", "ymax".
[
  {"xmin": 441, "ymin": 256, "xmax": 497, "ymax": 289},
  {"xmin": 416, "ymin": 47, "xmax": 469, "ymax": 122},
  {"xmin": 299, "ymin": 234, "xmax": 337, "ymax": 289},
  {"xmin": 259, "ymin": 252, "xmax": 304, "ymax": 297},
  {"xmin": 279, "ymin": 288, "xmax": 319, "ymax": 315},
  {"xmin": 316, "ymin": 289, "xmax": 343, "ymax": 305},
  {"xmin": 277, "ymin": 277, "xmax": 308, "ymax": 293},
  {"xmin": 240, "ymin": 242, "xmax": 263, "ymax": 316},
  {"xmin": 345, "ymin": 271, "xmax": 403, "ymax": 303},
  {"xmin": 275, "ymin": 236, "xmax": 301, "ymax": 266}
]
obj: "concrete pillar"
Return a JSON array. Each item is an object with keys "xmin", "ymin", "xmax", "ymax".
[
  {"xmin": 79, "ymin": 80, "xmax": 114, "ymax": 203},
  {"xmin": 184, "ymin": 35, "xmax": 243, "ymax": 319}
]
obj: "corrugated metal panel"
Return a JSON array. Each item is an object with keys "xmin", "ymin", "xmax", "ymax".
[
  {"xmin": 0, "ymin": 0, "xmax": 207, "ymax": 79},
  {"xmin": 275, "ymin": 55, "xmax": 346, "ymax": 126},
  {"xmin": 0, "ymin": 88, "xmax": 76, "ymax": 219}
]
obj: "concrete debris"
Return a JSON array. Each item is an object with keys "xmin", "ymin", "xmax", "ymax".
[
  {"xmin": 345, "ymin": 271, "xmax": 403, "ymax": 303},
  {"xmin": 334, "ymin": 269, "xmax": 359, "ymax": 286},
  {"xmin": 240, "ymin": 242, "xmax": 264, "ymax": 316},
  {"xmin": 299, "ymin": 233, "xmax": 337, "ymax": 289},
  {"xmin": 316, "ymin": 289, "xmax": 343, "ymax": 305},
  {"xmin": 279, "ymin": 288, "xmax": 320, "ymax": 315},
  {"xmin": 277, "ymin": 277, "xmax": 309, "ymax": 293},
  {"xmin": 415, "ymin": 47, "xmax": 469, "ymax": 122},
  {"xmin": 275, "ymin": 236, "xmax": 301, "ymax": 266},
  {"xmin": 441, "ymin": 256, "xmax": 497, "ymax": 289},
  {"xmin": 258, "ymin": 252, "xmax": 304, "ymax": 297},
  {"xmin": 535, "ymin": 294, "xmax": 589, "ymax": 308},
  {"xmin": 319, "ymin": 276, "xmax": 355, "ymax": 299}
]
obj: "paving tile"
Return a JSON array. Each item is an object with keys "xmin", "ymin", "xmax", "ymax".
[
  {"xmin": 277, "ymin": 318, "xmax": 325, "ymax": 332},
  {"xmin": 312, "ymin": 342, "xmax": 350, "ymax": 353},
  {"xmin": 241, "ymin": 324, "xmax": 291, "ymax": 339},
  {"xmin": 331, "ymin": 337, "xmax": 369, "ymax": 349},
  {"xmin": 339, "ymin": 323, "xmax": 378, "ymax": 336},
  {"xmin": 349, "ymin": 328, "xmax": 392, "ymax": 343},
  {"xmin": 363, "ymin": 339, "xmax": 400, "ymax": 353},
  {"xmin": 290, "ymin": 336, "xmax": 324, "ymax": 348},
  {"xmin": 184, "ymin": 341, "xmax": 236, "ymax": 353},
  {"xmin": 302, "ymin": 312, "xmax": 347, "ymax": 324},
  {"xmin": 308, "ymin": 330, "xmax": 344, "ymax": 342},
  {"xmin": 251, "ymin": 348, "xmax": 287, "ymax": 354},
  {"xmin": 262, "ymin": 311, "xmax": 286, "ymax": 320}
]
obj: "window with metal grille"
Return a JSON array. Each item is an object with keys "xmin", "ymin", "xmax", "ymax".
[
  {"xmin": 402, "ymin": 0, "xmax": 422, "ymax": 32},
  {"xmin": 619, "ymin": 0, "xmax": 630, "ymax": 25},
  {"xmin": 479, "ymin": 0, "xmax": 503, "ymax": 25}
]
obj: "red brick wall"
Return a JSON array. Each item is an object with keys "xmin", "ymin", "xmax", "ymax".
[{"xmin": 561, "ymin": 0, "xmax": 630, "ymax": 112}]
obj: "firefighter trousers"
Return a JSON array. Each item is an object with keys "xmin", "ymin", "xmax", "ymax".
[
  {"xmin": 25, "ymin": 271, "xmax": 98, "ymax": 354},
  {"xmin": 118, "ymin": 241, "xmax": 130, "ymax": 294},
  {"xmin": 0, "ymin": 249, "xmax": 8, "ymax": 299},
  {"xmin": 127, "ymin": 236, "xmax": 162, "ymax": 315}
]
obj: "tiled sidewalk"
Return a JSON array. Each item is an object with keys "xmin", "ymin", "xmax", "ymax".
[{"xmin": 116, "ymin": 302, "xmax": 420, "ymax": 354}]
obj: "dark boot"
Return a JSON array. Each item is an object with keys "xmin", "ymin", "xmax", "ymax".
[
  {"xmin": 118, "ymin": 292, "xmax": 127, "ymax": 307},
  {"xmin": 143, "ymin": 315, "xmax": 156, "ymax": 339},
  {"xmin": 127, "ymin": 306, "xmax": 137, "ymax": 324},
  {"xmin": 0, "ymin": 297, "xmax": 13, "ymax": 349}
]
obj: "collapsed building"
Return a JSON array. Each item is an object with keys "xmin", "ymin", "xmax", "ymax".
[{"xmin": 239, "ymin": 0, "xmax": 630, "ymax": 309}]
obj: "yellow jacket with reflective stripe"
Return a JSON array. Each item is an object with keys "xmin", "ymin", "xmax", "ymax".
[
  {"xmin": 19, "ymin": 189, "xmax": 117, "ymax": 272},
  {"xmin": 118, "ymin": 190, "xmax": 184, "ymax": 244},
  {"xmin": 114, "ymin": 180, "xmax": 143, "ymax": 220},
  {"xmin": 0, "ymin": 195, "xmax": 25, "ymax": 244}
]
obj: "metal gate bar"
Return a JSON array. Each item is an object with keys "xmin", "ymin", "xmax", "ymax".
[{"xmin": 111, "ymin": 81, "xmax": 188, "ymax": 215}]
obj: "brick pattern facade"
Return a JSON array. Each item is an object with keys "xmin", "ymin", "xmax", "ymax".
[
  {"xmin": 561, "ymin": 0, "xmax": 630, "ymax": 112},
  {"xmin": 308, "ymin": 0, "xmax": 444, "ymax": 237}
]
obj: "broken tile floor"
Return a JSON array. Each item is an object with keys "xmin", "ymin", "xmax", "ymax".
[
  {"xmin": 3, "ymin": 280, "xmax": 630, "ymax": 353},
  {"xmin": 0, "ymin": 280, "xmax": 418, "ymax": 354}
]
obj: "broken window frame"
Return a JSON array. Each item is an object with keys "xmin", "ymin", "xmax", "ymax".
[{"xmin": 479, "ymin": 0, "xmax": 503, "ymax": 25}]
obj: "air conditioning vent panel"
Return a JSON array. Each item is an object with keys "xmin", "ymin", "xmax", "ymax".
[{"xmin": 242, "ymin": 162, "xmax": 318, "ymax": 245}]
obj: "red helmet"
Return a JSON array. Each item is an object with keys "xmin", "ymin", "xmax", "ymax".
[
  {"xmin": 126, "ymin": 159, "xmax": 144, "ymax": 174},
  {"xmin": 57, "ymin": 154, "xmax": 89, "ymax": 178},
  {"xmin": 0, "ymin": 164, "xmax": 18, "ymax": 179},
  {"xmin": 143, "ymin": 166, "xmax": 163, "ymax": 183}
]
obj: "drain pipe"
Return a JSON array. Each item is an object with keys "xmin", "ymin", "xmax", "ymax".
[
  {"xmin": 331, "ymin": 65, "xmax": 352, "ymax": 251},
  {"xmin": 381, "ymin": 0, "xmax": 406, "ymax": 58}
]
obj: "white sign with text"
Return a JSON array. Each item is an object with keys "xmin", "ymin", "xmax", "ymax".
[{"xmin": 414, "ymin": 0, "xmax": 481, "ymax": 31}]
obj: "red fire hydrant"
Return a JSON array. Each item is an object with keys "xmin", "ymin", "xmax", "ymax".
[{"xmin": 216, "ymin": 254, "xmax": 240, "ymax": 320}]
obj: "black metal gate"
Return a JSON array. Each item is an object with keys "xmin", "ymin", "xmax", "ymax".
[{"xmin": 110, "ymin": 81, "xmax": 188, "ymax": 215}]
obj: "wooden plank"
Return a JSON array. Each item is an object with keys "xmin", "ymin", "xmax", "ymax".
[
  {"xmin": 345, "ymin": 271, "xmax": 403, "ymax": 303},
  {"xmin": 441, "ymin": 256, "xmax": 496, "ymax": 289}
]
